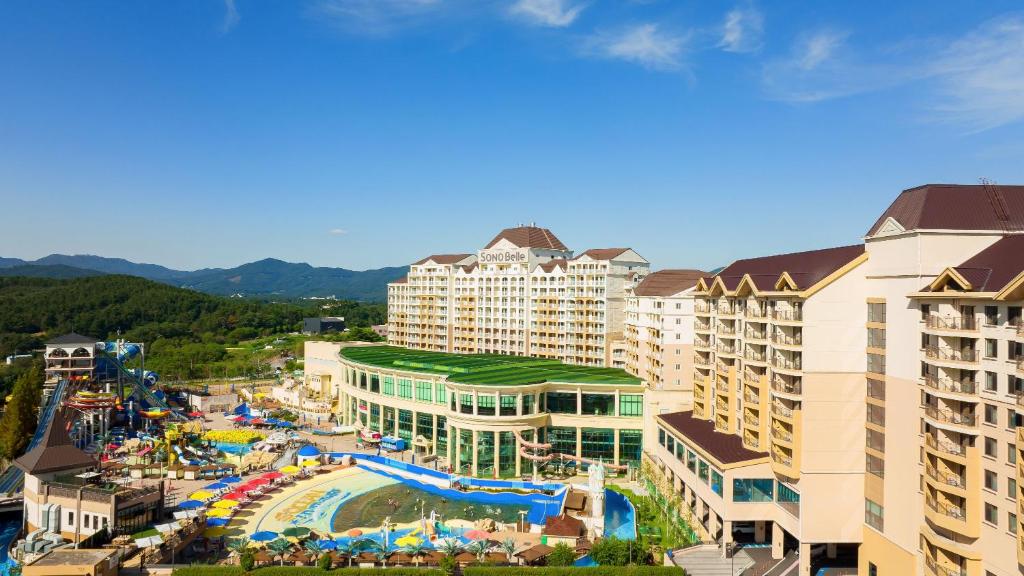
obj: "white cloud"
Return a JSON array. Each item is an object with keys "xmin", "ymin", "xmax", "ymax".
[
  {"xmin": 719, "ymin": 5, "xmax": 763, "ymax": 53},
  {"xmin": 509, "ymin": 0, "xmax": 585, "ymax": 28},
  {"xmin": 584, "ymin": 24, "xmax": 687, "ymax": 71},
  {"xmin": 328, "ymin": 228, "xmax": 348, "ymax": 236},
  {"xmin": 222, "ymin": 0, "xmax": 240, "ymax": 33},
  {"xmin": 795, "ymin": 29, "xmax": 847, "ymax": 70},
  {"xmin": 927, "ymin": 15, "xmax": 1024, "ymax": 132},
  {"xmin": 308, "ymin": 0, "xmax": 445, "ymax": 36}
]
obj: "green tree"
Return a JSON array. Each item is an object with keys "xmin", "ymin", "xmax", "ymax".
[
  {"xmin": 546, "ymin": 542, "xmax": 576, "ymax": 567},
  {"xmin": 267, "ymin": 538, "xmax": 293, "ymax": 566},
  {"xmin": 317, "ymin": 551, "xmax": 332, "ymax": 571},
  {"xmin": 0, "ymin": 361, "xmax": 42, "ymax": 461},
  {"xmin": 239, "ymin": 550, "xmax": 255, "ymax": 571},
  {"xmin": 590, "ymin": 536, "xmax": 630, "ymax": 566}
]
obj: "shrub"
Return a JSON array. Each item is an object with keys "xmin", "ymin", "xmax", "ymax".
[
  {"xmin": 239, "ymin": 552, "xmax": 255, "ymax": 572},
  {"xmin": 545, "ymin": 543, "xmax": 576, "ymax": 567},
  {"xmin": 439, "ymin": 556, "xmax": 457, "ymax": 576},
  {"xmin": 172, "ymin": 568, "xmax": 444, "ymax": 576},
  {"xmin": 317, "ymin": 554, "xmax": 332, "ymax": 571},
  {"xmin": 463, "ymin": 568, "xmax": 685, "ymax": 576}
]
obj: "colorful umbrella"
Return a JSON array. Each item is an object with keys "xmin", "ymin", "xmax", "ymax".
[
  {"xmin": 189, "ymin": 490, "xmax": 215, "ymax": 501},
  {"xmin": 222, "ymin": 476, "xmax": 242, "ymax": 483},
  {"xmin": 205, "ymin": 527, "xmax": 228, "ymax": 538},
  {"xmin": 177, "ymin": 500, "xmax": 204, "ymax": 510},
  {"xmin": 248, "ymin": 477, "xmax": 271, "ymax": 485},
  {"xmin": 300, "ymin": 459, "xmax": 319, "ymax": 468},
  {"xmin": 251, "ymin": 531, "xmax": 278, "ymax": 542},
  {"xmin": 464, "ymin": 530, "xmax": 491, "ymax": 541},
  {"xmin": 318, "ymin": 540, "xmax": 338, "ymax": 550},
  {"xmin": 222, "ymin": 492, "xmax": 247, "ymax": 501},
  {"xmin": 205, "ymin": 508, "xmax": 231, "ymax": 518},
  {"xmin": 212, "ymin": 499, "xmax": 240, "ymax": 509},
  {"xmin": 262, "ymin": 471, "xmax": 283, "ymax": 480},
  {"xmin": 205, "ymin": 482, "xmax": 230, "ymax": 491},
  {"xmin": 281, "ymin": 526, "xmax": 311, "ymax": 539},
  {"xmin": 206, "ymin": 517, "xmax": 230, "ymax": 527},
  {"xmin": 280, "ymin": 465, "xmax": 300, "ymax": 474},
  {"xmin": 347, "ymin": 529, "xmax": 363, "ymax": 537}
]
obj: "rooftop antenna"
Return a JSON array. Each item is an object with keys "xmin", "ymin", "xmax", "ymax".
[{"xmin": 980, "ymin": 177, "xmax": 1010, "ymax": 230}]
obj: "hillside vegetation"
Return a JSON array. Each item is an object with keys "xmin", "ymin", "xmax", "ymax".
[{"xmin": 0, "ymin": 275, "xmax": 385, "ymax": 382}]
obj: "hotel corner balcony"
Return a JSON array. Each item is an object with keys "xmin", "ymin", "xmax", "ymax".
[
  {"xmin": 923, "ymin": 404, "xmax": 978, "ymax": 434},
  {"xmin": 922, "ymin": 375, "xmax": 978, "ymax": 401},
  {"xmin": 923, "ymin": 315, "xmax": 980, "ymax": 336},
  {"xmin": 923, "ymin": 346, "xmax": 979, "ymax": 368}
]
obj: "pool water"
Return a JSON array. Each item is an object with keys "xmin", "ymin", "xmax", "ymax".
[
  {"xmin": 604, "ymin": 489, "xmax": 637, "ymax": 540},
  {"xmin": 212, "ymin": 441, "xmax": 253, "ymax": 455}
]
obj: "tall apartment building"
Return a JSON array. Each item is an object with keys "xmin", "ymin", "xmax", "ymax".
[
  {"xmin": 386, "ymin": 226, "xmax": 650, "ymax": 366},
  {"xmin": 623, "ymin": 269, "xmax": 706, "ymax": 421},
  {"xmin": 645, "ymin": 184, "xmax": 1024, "ymax": 576}
]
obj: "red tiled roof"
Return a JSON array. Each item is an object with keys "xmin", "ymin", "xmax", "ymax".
[
  {"xmin": 713, "ymin": 245, "xmax": 864, "ymax": 291},
  {"xmin": 412, "ymin": 254, "xmax": 474, "ymax": 266},
  {"xmin": 542, "ymin": 513, "xmax": 585, "ymax": 537},
  {"xmin": 868, "ymin": 184, "xmax": 1024, "ymax": 236},
  {"xmin": 485, "ymin": 226, "xmax": 568, "ymax": 251},
  {"xmin": 391, "ymin": 276, "xmax": 408, "ymax": 284},
  {"xmin": 572, "ymin": 248, "xmax": 631, "ymax": 261},
  {"xmin": 633, "ymin": 269, "xmax": 706, "ymax": 297},
  {"xmin": 928, "ymin": 235, "xmax": 1024, "ymax": 292},
  {"xmin": 657, "ymin": 411, "xmax": 764, "ymax": 465},
  {"xmin": 460, "ymin": 262, "xmax": 479, "ymax": 273},
  {"xmin": 537, "ymin": 258, "xmax": 567, "ymax": 273}
]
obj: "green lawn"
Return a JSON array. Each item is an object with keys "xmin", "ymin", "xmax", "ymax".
[{"xmin": 340, "ymin": 346, "xmax": 643, "ymax": 386}]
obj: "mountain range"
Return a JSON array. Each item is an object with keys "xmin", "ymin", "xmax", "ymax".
[{"xmin": 0, "ymin": 255, "xmax": 406, "ymax": 301}]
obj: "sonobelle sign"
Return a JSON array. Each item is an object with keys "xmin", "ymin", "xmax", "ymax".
[{"xmin": 478, "ymin": 249, "xmax": 528, "ymax": 264}]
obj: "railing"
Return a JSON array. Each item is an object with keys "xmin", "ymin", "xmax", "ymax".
[
  {"xmin": 923, "ymin": 375, "xmax": 977, "ymax": 395},
  {"xmin": 926, "ymin": 496, "xmax": 965, "ymax": 520},
  {"xmin": 695, "ymin": 321, "xmax": 712, "ymax": 331},
  {"xmin": 925, "ymin": 346, "xmax": 978, "ymax": 364},
  {"xmin": 695, "ymin": 338, "xmax": 712, "ymax": 349},
  {"xmin": 773, "ymin": 355, "xmax": 802, "ymax": 370},
  {"xmin": 718, "ymin": 324, "xmax": 737, "ymax": 335},
  {"xmin": 1017, "ymin": 322, "xmax": 1024, "ymax": 336},
  {"xmin": 925, "ymin": 557, "xmax": 966, "ymax": 576},
  {"xmin": 1018, "ymin": 358, "xmax": 1024, "ymax": 374},
  {"xmin": 772, "ymin": 402, "xmax": 794, "ymax": 418},
  {"xmin": 924, "ymin": 434, "xmax": 966, "ymax": 457},
  {"xmin": 716, "ymin": 361, "xmax": 733, "ymax": 373},
  {"xmin": 772, "ymin": 451, "xmax": 793, "ymax": 467},
  {"xmin": 716, "ymin": 399, "xmax": 729, "ymax": 412},
  {"xmin": 745, "ymin": 328, "xmax": 767, "ymax": 340},
  {"xmin": 744, "ymin": 414, "xmax": 759, "ymax": 427},
  {"xmin": 772, "ymin": 376, "xmax": 802, "ymax": 395},
  {"xmin": 926, "ymin": 465, "xmax": 965, "ymax": 488},
  {"xmin": 925, "ymin": 315, "xmax": 978, "ymax": 332},
  {"xmin": 773, "ymin": 427, "xmax": 793, "ymax": 443},
  {"xmin": 744, "ymin": 349, "xmax": 766, "ymax": 362},
  {"xmin": 745, "ymin": 369, "xmax": 765, "ymax": 383},
  {"xmin": 718, "ymin": 305, "xmax": 737, "ymax": 315},
  {"xmin": 695, "ymin": 303, "xmax": 712, "ymax": 314},
  {"xmin": 744, "ymin": 391, "xmax": 760, "ymax": 404},
  {"xmin": 772, "ymin": 332, "xmax": 803, "ymax": 346},
  {"xmin": 772, "ymin": 309, "xmax": 802, "ymax": 322},
  {"xmin": 746, "ymin": 307, "xmax": 767, "ymax": 319},
  {"xmin": 717, "ymin": 344, "xmax": 737, "ymax": 355},
  {"xmin": 924, "ymin": 406, "xmax": 976, "ymax": 426}
]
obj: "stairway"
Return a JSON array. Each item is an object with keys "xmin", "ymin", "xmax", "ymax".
[{"xmin": 672, "ymin": 544, "xmax": 754, "ymax": 576}]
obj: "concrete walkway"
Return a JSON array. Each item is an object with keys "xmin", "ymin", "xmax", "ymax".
[{"xmin": 672, "ymin": 544, "xmax": 754, "ymax": 576}]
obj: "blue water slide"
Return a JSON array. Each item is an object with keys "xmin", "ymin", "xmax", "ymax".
[
  {"xmin": 98, "ymin": 349, "xmax": 184, "ymax": 420},
  {"xmin": 0, "ymin": 379, "xmax": 70, "ymax": 494}
]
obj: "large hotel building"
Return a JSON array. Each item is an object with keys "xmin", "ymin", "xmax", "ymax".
[
  {"xmin": 386, "ymin": 225, "xmax": 650, "ymax": 366},
  {"xmin": 307, "ymin": 184, "xmax": 1024, "ymax": 576}
]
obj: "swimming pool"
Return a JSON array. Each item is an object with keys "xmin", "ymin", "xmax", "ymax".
[
  {"xmin": 604, "ymin": 489, "xmax": 637, "ymax": 540},
  {"xmin": 211, "ymin": 441, "xmax": 253, "ymax": 455}
]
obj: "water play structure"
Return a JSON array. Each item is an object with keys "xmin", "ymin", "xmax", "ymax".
[{"xmin": 512, "ymin": 429, "xmax": 629, "ymax": 476}]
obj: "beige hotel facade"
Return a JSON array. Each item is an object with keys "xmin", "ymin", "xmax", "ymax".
[
  {"xmin": 386, "ymin": 225, "xmax": 650, "ymax": 367},
  {"xmin": 318, "ymin": 184, "xmax": 1024, "ymax": 575}
]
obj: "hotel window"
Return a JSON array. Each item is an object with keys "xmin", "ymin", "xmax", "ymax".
[
  {"xmin": 666, "ymin": 436, "xmax": 675, "ymax": 454},
  {"xmin": 460, "ymin": 393, "xmax": 473, "ymax": 414},
  {"xmin": 581, "ymin": 428, "xmax": 615, "ymax": 463},
  {"xmin": 619, "ymin": 394, "xmax": 643, "ymax": 417},
  {"xmin": 865, "ymin": 499, "xmax": 884, "ymax": 531},
  {"xmin": 985, "ymin": 404, "xmax": 998, "ymax": 425},
  {"xmin": 1010, "ymin": 306, "xmax": 1022, "ymax": 327},
  {"xmin": 435, "ymin": 382, "xmax": 447, "ymax": 405},
  {"xmin": 1009, "ymin": 444, "xmax": 1017, "ymax": 464},
  {"xmin": 1010, "ymin": 341, "xmax": 1023, "ymax": 361},
  {"xmin": 867, "ymin": 404, "xmax": 885, "ymax": 426},
  {"xmin": 383, "ymin": 376, "xmax": 394, "ymax": 396},
  {"xmin": 867, "ymin": 353, "xmax": 886, "ymax": 375},
  {"xmin": 867, "ymin": 378, "xmax": 885, "ymax": 400},
  {"xmin": 499, "ymin": 394, "xmax": 516, "ymax": 416},
  {"xmin": 920, "ymin": 303, "xmax": 930, "ymax": 321},
  {"xmin": 397, "ymin": 379, "xmax": 413, "ymax": 399},
  {"xmin": 866, "ymin": 429, "xmax": 885, "ymax": 453},
  {"xmin": 698, "ymin": 459, "xmax": 710, "ymax": 484},
  {"xmin": 985, "ymin": 470, "xmax": 998, "ymax": 491},
  {"xmin": 1009, "ymin": 478, "xmax": 1018, "ymax": 498},
  {"xmin": 359, "ymin": 372, "xmax": 368, "ymax": 389},
  {"xmin": 867, "ymin": 328, "xmax": 886, "ymax": 349},
  {"xmin": 415, "ymin": 381, "xmax": 432, "ymax": 402},
  {"xmin": 733, "ymin": 479, "xmax": 774, "ymax": 502},
  {"xmin": 674, "ymin": 440, "xmax": 685, "ymax": 462},
  {"xmin": 658, "ymin": 428, "xmax": 666, "ymax": 447},
  {"xmin": 985, "ymin": 372, "xmax": 998, "ymax": 392},
  {"xmin": 370, "ymin": 374, "xmax": 380, "ymax": 393},
  {"xmin": 985, "ymin": 306, "xmax": 999, "ymax": 325},
  {"xmin": 985, "ymin": 437, "xmax": 998, "ymax": 458},
  {"xmin": 619, "ymin": 430, "xmax": 643, "ymax": 467},
  {"xmin": 687, "ymin": 451, "xmax": 697, "ymax": 474},
  {"xmin": 546, "ymin": 392, "xmax": 578, "ymax": 414},
  {"xmin": 984, "ymin": 503, "xmax": 998, "ymax": 525},
  {"xmin": 582, "ymin": 393, "xmax": 615, "ymax": 416},
  {"xmin": 868, "ymin": 302, "xmax": 886, "ymax": 323},
  {"xmin": 1011, "ymin": 513, "xmax": 1019, "ymax": 535},
  {"xmin": 985, "ymin": 339, "xmax": 998, "ymax": 359},
  {"xmin": 866, "ymin": 454, "xmax": 884, "ymax": 478},
  {"xmin": 477, "ymin": 394, "xmax": 496, "ymax": 416},
  {"xmin": 522, "ymin": 393, "xmax": 535, "ymax": 415}
]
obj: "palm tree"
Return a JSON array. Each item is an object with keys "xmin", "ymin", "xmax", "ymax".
[
  {"xmin": 499, "ymin": 538, "xmax": 517, "ymax": 564},
  {"xmin": 267, "ymin": 538, "xmax": 293, "ymax": 566},
  {"xmin": 402, "ymin": 541, "xmax": 426, "ymax": 566},
  {"xmin": 467, "ymin": 539, "xmax": 489, "ymax": 562},
  {"xmin": 226, "ymin": 537, "xmax": 250, "ymax": 564},
  {"xmin": 438, "ymin": 538, "xmax": 462, "ymax": 558},
  {"xmin": 304, "ymin": 540, "xmax": 324, "ymax": 563}
]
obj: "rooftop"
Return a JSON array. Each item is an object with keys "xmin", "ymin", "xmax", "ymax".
[
  {"xmin": 339, "ymin": 346, "xmax": 643, "ymax": 386},
  {"xmin": 658, "ymin": 411, "xmax": 765, "ymax": 466},
  {"xmin": 47, "ymin": 333, "xmax": 98, "ymax": 346},
  {"xmin": 924, "ymin": 234, "xmax": 1024, "ymax": 293},
  {"xmin": 633, "ymin": 269, "xmax": 706, "ymax": 297},
  {"xmin": 412, "ymin": 254, "xmax": 474, "ymax": 266},
  {"xmin": 485, "ymin": 226, "xmax": 569, "ymax": 252},
  {"xmin": 15, "ymin": 409, "xmax": 97, "ymax": 475},
  {"xmin": 709, "ymin": 244, "xmax": 865, "ymax": 292},
  {"xmin": 868, "ymin": 183, "xmax": 1024, "ymax": 236},
  {"xmin": 26, "ymin": 548, "xmax": 116, "ymax": 567}
]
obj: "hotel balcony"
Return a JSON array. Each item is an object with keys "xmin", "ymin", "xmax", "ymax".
[
  {"xmin": 716, "ymin": 398, "xmax": 729, "ymax": 412},
  {"xmin": 772, "ymin": 353, "xmax": 802, "ymax": 373},
  {"xmin": 695, "ymin": 320, "xmax": 712, "ymax": 333},
  {"xmin": 925, "ymin": 556, "xmax": 967, "ymax": 576},
  {"xmin": 743, "ymin": 412, "xmax": 760, "ymax": 427},
  {"xmin": 924, "ymin": 315, "xmax": 979, "ymax": 335},
  {"xmin": 771, "ymin": 308, "xmax": 803, "ymax": 323},
  {"xmin": 772, "ymin": 400, "xmax": 795, "ymax": 421},
  {"xmin": 744, "ymin": 390, "xmax": 760, "ymax": 404},
  {"xmin": 771, "ymin": 329, "xmax": 802, "ymax": 348},
  {"xmin": 744, "ymin": 327, "xmax": 767, "ymax": 342},
  {"xmin": 924, "ymin": 405, "xmax": 977, "ymax": 433},
  {"xmin": 744, "ymin": 348, "xmax": 767, "ymax": 365},
  {"xmin": 717, "ymin": 304, "xmax": 738, "ymax": 317},
  {"xmin": 717, "ymin": 343, "xmax": 738, "ymax": 358},
  {"xmin": 924, "ymin": 492, "xmax": 975, "ymax": 536},
  {"xmin": 717, "ymin": 323, "xmax": 737, "ymax": 336},
  {"xmin": 922, "ymin": 375, "xmax": 978, "ymax": 400},
  {"xmin": 924, "ymin": 463, "xmax": 967, "ymax": 494},
  {"xmin": 745, "ymin": 306, "xmax": 768, "ymax": 320},
  {"xmin": 694, "ymin": 353, "xmax": 713, "ymax": 369},
  {"xmin": 924, "ymin": 432, "xmax": 968, "ymax": 463},
  {"xmin": 924, "ymin": 346, "xmax": 978, "ymax": 367},
  {"xmin": 771, "ymin": 374, "xmax": 802, "ymax": 397}
]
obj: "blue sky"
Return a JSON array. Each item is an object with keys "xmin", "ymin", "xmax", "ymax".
[{"xmin": 2, "ymin": 1, "xmax": 1023, "ymax": 272}]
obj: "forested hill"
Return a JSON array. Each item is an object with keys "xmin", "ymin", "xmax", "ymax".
[{"xmin": 0, "ymin": 275, "xmax": 385, "ymax": 361}]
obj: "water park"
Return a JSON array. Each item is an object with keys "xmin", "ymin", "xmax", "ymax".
[{"xmin": 1, "ymin": 335, "xmax": 682, "ymax": 575}]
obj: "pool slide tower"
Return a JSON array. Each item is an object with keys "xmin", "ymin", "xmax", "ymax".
[
  {"xmin": 97, "ymin": 340, "xmax": 185, "ymax": 421},
  {"xmin": 511, "ymin": 429, "xmax": 628, "ymax": 482}
]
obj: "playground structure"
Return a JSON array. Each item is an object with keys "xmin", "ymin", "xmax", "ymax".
[{"xmin": 512, "ymin": 429, "xmax": 628, "ymax": 480}]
